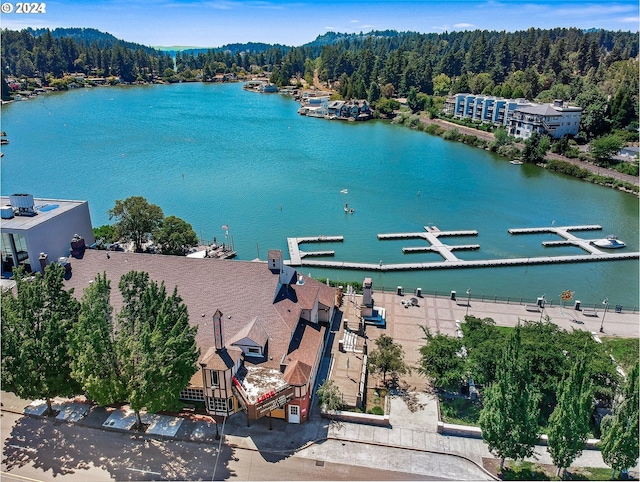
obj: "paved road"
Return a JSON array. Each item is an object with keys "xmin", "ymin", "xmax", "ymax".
[{"xmin": 0, "ymin": 410, "xmax": 443, "ymax": 481}]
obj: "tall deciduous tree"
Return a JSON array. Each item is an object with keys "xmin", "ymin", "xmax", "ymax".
[
  {"xmin": 600, "ymin": 361, "xmax": 639, "ymax": 479},
  {"xmin": 367, "ymin": 334, "xmax": 410, "ymax": 385},
  {"xmin": 154, "ymin": 215, "xmax": 198, "ymax": 256},
  {"xmin": 69, "ymin": 272, "xmax": 124, "ymax": 405},
  {"xmin": 117, "ymin": 271, "xmax": 199, "ymax": 428},
  {"xmin": 1, "ymin": 264, "xmax": 81, "ymax": 414},
  {"xmin": 108, "ymin": 196, "xmax": 164, "ymax": 252},
  {"xmin": 478, "ymin": 324, "xmax": 540, "ymax": 471},
  {"xmin": 417, "ymin": 326, "xmax": 466, "ymax": 390},
  {"xmin": 547, "ymin": 354, "xmax": 594, "ymax": 478}
]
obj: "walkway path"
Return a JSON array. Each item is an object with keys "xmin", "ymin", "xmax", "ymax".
[{"xmin": 419, "ymin": 117, "xmax": 639, "ymax": 187}]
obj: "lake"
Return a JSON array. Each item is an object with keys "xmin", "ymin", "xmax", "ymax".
[{"xmin": 1, "ymin": 82, "xmax": 638, "ymax": 308}]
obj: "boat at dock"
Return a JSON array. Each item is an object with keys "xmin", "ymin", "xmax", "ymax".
[{"xmin": 592, "ymin": 235, "xmax": 626, "ymax": 249}]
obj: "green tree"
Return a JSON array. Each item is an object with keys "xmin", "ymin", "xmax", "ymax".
[
  {"xmin": 69, "ymin": 272, "xmax": 124, "ymax": 405},
  {"xmin": 108, "ymin": 196, "xmax": 164, "ymax": 253},
  {"xmin": 406, "ymin": 87, "xmax": 420, "ymax": 113},
  {"xmin": 575, "ymin": 87, "xmax": 610, "ymax": 138},
  {"xmin": 367, "ymin": 81, "xmax": 381, "ymax": 103},
  {"xmin": 547, "ymin": 354, "xmax": 594, "ymax": 478},
  {"xmin": 92, "ymin": 224, "xmax": 118, "ymax": 244},
  {"xmin": 432, "ymin": 73, "xmax": 452, "ymax": 96},
  {"xmin": 522, "ymin": 132, "xmax": 550, "ymax": 164},
  {"xmin": 417, "ymin": 326, "xmax": 466, "ymax": 390},
  {"xmin": 117, "ymin": 270, "xmax": 199, "ymax": 428},
  {"xmin": 153, "ymin": 215, "xmax": 198, "ymax": 256},
  {"xmin": 600, "ymin": 361, "xmax": 639, "ymax": 479},
  {"xmin": 589, "ymin": 135, "xmax": 625, "ymax": 167},
  {"xmin": 316, "ymin": 379, "xmax": 343, "ymax": 414},
  {"xmin": 1, "ymin": 264, "xmax": 81, "ymax": 415},
  {"xmin": 367, "ymin": 334, "xmax": 410, "ymax": 385},
  {"xmin": 478, "ymin": 324, "xmax": 540, "ymax": 471}
]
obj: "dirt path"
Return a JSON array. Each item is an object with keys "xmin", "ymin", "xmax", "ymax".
[{"xmin": 419, "ymin": 117, "xmax": 638, "ymax": 187}]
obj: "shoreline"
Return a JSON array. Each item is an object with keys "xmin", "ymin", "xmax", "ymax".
[{"xmin": 418, "ymin": 116, "xmax": 639, "ymax": 192}]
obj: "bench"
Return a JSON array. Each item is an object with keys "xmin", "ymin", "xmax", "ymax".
[
  {"xmin": 582, "ymin": 310, "xmax": 598, "ymax": 317},
  {"xmin": 525, "ymin": 305, "xmax": 540, "ymax": 312}
]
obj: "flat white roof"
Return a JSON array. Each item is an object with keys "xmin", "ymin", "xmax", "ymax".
[{"xmin": 0, "ymin": 196, "xmax": 88, "ymax": 231}]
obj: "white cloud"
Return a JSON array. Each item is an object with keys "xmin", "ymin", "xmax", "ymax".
[
  {"xmin": 620, "ymin": 16, "xmax": 639, "ymax": 23},
  {"xmin": 350, "ymin": 19, "xmax": 359, "ymax": 23},
  {"xmin": 453, "ymin": 22, "xmax": 475, "ymax": 28}
]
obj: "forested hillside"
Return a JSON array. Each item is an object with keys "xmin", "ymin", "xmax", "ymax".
[{"xmin": 2, "ymin": 26, "xmax": 638, "ymax": 139}]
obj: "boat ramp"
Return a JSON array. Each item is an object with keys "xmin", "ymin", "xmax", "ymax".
[{"xmin": 285, "ymin": 225, "xmax": 639, "ymax": 271}]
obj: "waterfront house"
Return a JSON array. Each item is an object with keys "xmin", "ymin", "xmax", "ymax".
[
  {"xmin": 506, "ymin": 100, "xmax": 582, "ymax": 139},
  {"xmin": 63, "ymin": 248, "xmax": 337, "ymax": 424},
  {"xmin": 0, "ymin": 194, "xmax": 94, "ymax": 277}
]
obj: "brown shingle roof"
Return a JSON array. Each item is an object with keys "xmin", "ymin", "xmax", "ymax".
[
  {"xmin": 63, "ymin": 251, "xmax": 330, "ymax": 373},
  {"xmin": 284, "ymin": 360, "xmax": 312, "ymax": 386}
]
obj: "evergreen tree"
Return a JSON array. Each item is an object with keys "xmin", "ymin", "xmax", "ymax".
[
  {"xmin": 117, "ymin": 271, "xmax": 199, "ymax": 428},
  {"xmin": 478, "ymin": 324, "xmax": 540, "ymax": 471},
  {"xmin": 600, "ymin": 361, "xmax": 640, "ymax": 479},
  {"xmin": 69, "ymin": 272, "xmax": 124, "ymax": 405},
  {"xmin": 547, "ymin": 354, "xmax": 594, "ymax": 478},
  {"xmin": 1, "ymin": 264, "xmax": 81, "ymax": 414}
]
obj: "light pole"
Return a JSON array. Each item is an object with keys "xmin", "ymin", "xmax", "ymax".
[
  {"xmin": 466, "ymin": 288, "xmax": 471, "ymax": 316},
  {"xmin": 599, "ymin": 298, "xmax": 609, "ymax": 333}
]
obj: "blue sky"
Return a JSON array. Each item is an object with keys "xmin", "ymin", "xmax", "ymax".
[{"xmin": 1, "ymin": 0, "xmax": 638, "ymax": 47}]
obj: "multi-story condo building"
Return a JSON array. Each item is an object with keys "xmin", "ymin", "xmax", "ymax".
[{"xmin": 444, "ymin": 94, "xmax": 582, "ymax": 139}]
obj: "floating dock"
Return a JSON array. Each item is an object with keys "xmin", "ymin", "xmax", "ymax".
[{"xmin": 285, "ymin": 225, "xmax": 639, "ymax": 271}]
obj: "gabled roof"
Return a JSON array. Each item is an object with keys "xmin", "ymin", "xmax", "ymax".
[
  {"xmin": 62, "ymin": 250, "xmax": 335, "ymax": 378},
  {"xmin": 284, "ymin": 360, "xmax": 312, "ymax": 386},
  {"xmin": 228, "ymin": 316, "xmax": 269, "ymax": 347},
  {"xmin": 514, "ymin": 104, "xmax": 561, "ymax": 116}
]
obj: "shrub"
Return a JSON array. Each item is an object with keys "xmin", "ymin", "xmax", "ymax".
[
  {"xmin": 425, "ymin": 124, "xmax": 445, "ymax": 136},
  {"xmin": 368, "ymin": 406, "xmax": 384, "ymax": 415}
]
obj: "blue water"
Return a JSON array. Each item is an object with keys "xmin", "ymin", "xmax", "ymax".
[{"xmin": 1, "ymin": 83, "xmax": 638, "ymax": 307}]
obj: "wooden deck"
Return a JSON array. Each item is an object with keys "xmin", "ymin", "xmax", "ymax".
[{"xmin": 284, "ymin": 225, "xmax": 638, "ymax": 271}]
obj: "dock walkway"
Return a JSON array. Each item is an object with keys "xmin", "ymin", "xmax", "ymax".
[{"xmin": 285, "ymin": 225, "xmax": 638, "ymax": 271}]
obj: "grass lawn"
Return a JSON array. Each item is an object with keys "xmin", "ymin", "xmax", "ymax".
[
  {"xmin": 439, "ymin": 396, "xmax": 481, "ymax": 426},
  {"xmin": 600, "ymin": 336, "xmax": 639, "ymax": 373},
  {"xmin": 482, "ymin": 459, "xmax": 636, "ymax": 481}
]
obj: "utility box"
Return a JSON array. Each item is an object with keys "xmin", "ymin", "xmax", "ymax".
[{"xmin": 451, "ymin": 291, "xmax": 456, "ymax": 301}]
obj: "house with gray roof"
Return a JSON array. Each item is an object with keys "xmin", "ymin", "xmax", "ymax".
[
  {"xmin": 507, "ymin": 100, "xmax": 582, "ymax": 139},
  {"xmin": 62, "ymin": 248, "xmax": 337, "ymax": 424}
]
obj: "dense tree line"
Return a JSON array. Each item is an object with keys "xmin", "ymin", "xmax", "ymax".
[
  {"xmin": 1, "ymin": 27, "xmax": 290, "ymax": 85},
  {"xmin": 273, "ymin": 28, "xmax": 638, "ymax": 137},
  {"xmin": 1, "ymin": 264, "xmax": 199, "ymax": 428},
  {"xmin": 3, "ymin": 26, "xmax": 638, "ymax": 138},
  {"xmin": 419, "ymin": 317, "xmax": 639, "ymax": 476}
]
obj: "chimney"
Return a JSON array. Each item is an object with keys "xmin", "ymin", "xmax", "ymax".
[
  {"xmin": 38, "ymin": 252, "xmax": 48, "ymax": 272},
  {"xmin": 213, "ymin": 309, "xmax": 224, "ymax": 352}
]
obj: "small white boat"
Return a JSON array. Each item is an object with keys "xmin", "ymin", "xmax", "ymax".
[
  {"xmin": 340, "ymin": 189, "xmax": 348, "ymax": 194},
  {"xmin": 510, "ymin": 160, "xmax": 523, "ymax": 165},
  {"xmin": 592, "ymin": 235, "xmax": 626, "ymax": 249}
]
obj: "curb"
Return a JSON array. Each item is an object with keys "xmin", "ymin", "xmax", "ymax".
[{"xmin": 3, "ymin": 404, "xmax": 497, "ymax": 479}]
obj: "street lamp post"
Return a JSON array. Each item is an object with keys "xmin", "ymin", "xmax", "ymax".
[
  {"xmin": 599, "ymin": 298, "xmax": 609, "ymax": 333},
  {"xmin": 466, "ymin": 288, "xmax": 471, "ymax": 316}
]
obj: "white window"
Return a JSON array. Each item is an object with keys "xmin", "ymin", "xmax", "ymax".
[
  {"xmin": 180, "ymin": 388, "xmax": 205, "ymax": 401},
  {"xmin": 208, "ymin": 397, "xmax": 234, "ymax": 413},
  {"xmin": 210, "ymin": 371, "xmax": 219, "ymax": 387},
  {"xmin": 246, "ymin": 346, "xmax": 262, "ymax": 357}
]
